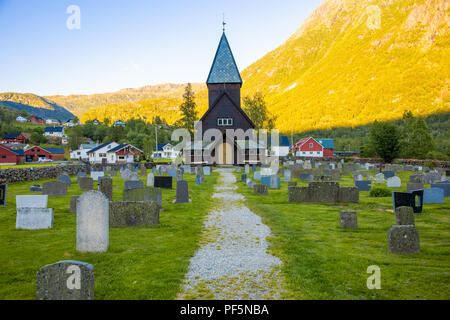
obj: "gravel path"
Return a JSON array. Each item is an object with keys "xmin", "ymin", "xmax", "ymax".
[{"xmin": 179, "ymin": 168, "xmax": 285, "ymax": 300}]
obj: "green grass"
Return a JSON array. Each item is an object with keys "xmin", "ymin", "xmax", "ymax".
[
  {"xmin": 235, "ymin": 169, "xmax": 450, "ymax": 300},
  {"xmin": 0, "ymin": 170, "xmax": 218, "ymax": 299}
]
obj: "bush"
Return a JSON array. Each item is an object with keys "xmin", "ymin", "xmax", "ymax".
[{"xmin": 369, "ymin": 187, "xmax": 392, "ymax": 197}]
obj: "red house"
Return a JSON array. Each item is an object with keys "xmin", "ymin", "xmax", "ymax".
[
  {"xmin": 0, "ymin": 145, "xmax": 25, "ymax": 165},
  {"xmin": 291, "ymin": 137, "xmax": 335, "ymax": 158},
  {"xmin": 1, "ymin": 133, "xmax": 26, "ymax": 144},
  {"xmin": 24, "ymin": 146, "xmax": 65, "ymax": 162},
  {"xmin": 30, "ymin": 116, "xmax": 45, "ymax": 124}
]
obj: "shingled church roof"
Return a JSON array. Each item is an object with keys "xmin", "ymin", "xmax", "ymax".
[{"xmin": 206, "ymin": 32, "xmax": 242, "ymax": 84}]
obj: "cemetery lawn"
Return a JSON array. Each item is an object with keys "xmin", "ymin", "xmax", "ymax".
[
  {"xmin": 0, "ymin": 171, "xmax": 218, "ymax": 299},
  {"xmin": 235, "ymin": 170, "xmax": 450, "ymax": 300}
]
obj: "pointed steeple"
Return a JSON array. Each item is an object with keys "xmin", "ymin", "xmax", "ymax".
[{"xmin": 206, "ymin": 32, "xmax": 243, "ymax": 85}]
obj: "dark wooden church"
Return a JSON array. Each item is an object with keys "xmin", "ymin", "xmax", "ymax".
[{"xmin": 186, "ymin": 31, "xmax": 265, "ymax": 165}]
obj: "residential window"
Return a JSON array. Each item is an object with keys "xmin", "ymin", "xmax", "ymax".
[
  {"xmin": 309, "ymin": 143, "xmax": 313, "ymax": 148},
  {"xmin": 317, "ymin": 152, "xmax": 320, "ymax": 154},
  {"xmin": 310, "ymin": 151, "xmax": 313, "ymax": 154}
]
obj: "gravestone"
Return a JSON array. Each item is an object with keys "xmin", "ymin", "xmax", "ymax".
[
  {"xmin": 253, "ymin": 184, "xmax": 268, "ymax": 195},
  {"xmin": 288, "ymin": 181, "xmax": 297, "ymax": 187},
  {"xmin": 387, "ymin": 176, "xmax": 401, "ymax": 188},
  {"xmin": 123, "ymin": 187, "xmax": 162, "ymax": 208},
  {"xmin": 300, "ymin": 173, "xmax": 312, "ymax": 181},
  {"xmin": 406, "ymin": 182, "xmax": 424, "ymax": 193},
  {"xmin": 431, "ymin": 181, "xmax": 450, "ymax": 197},
  {"xmin": 339, "ymin": 211, "xmax": 357, "ymax": 228},
  {"xmin": 146, "ymin": 173, "xmax": 154, "ymax": 187},
  {"xmin": 246, "ymin": 178, "xmax": 256, "ymax": 189},
  {"xmin": 154, "ymin": 176, "xmax": 172, "ymax": 189},
  {"xmin": 284, "ymin": 169, "xmax": 291, "ymax": 182},
  {"xmin": 254, "ymin": 171, "xmax": 261, "ymax": 181},
  {"xmin": 168, "ymin": 169, "xmax": 177, "ymax": 178},
  {"xmin": 261, "ymin": 176, "xmax": 271, "ymax": 187},
  {"xmin": 425, "ymin": 172, "xmax": 441, "ymax": 184},
  {"xmin": 374, "ymin": 173, "xmax": 385, "ymax": 184},
  {"xmin": 176, "ymin": 180, "xmax": 189, "ymax": 203},
  {"xmin": 16, "ymin": 195, "xmax": 48, "ymax": 209},
  {"xmin": 176, "ymin": 169, "xmax": 183, "ymax": 182},
  {"xmin": 70, "ymin": 196, "xmax": 79, "ymax": 213},
  {"xmin": 129, "ymin": 173, "xmax": 140, "ymax": 181},
  {"xmin": 139, "ymin": 167, "xmax": 147, "ymax": 177},
  {"xmin": 76, "ymin": 172, "xmax": 87, "ymax": 184},
  {"xmin": 252, "ymin": 164, "xmax": 256, "ymax": 172},
  {"xmin": 395, "ymin": 206, "xmax": 415, "ymax": 226},
  {"xmin": 338, "ymin": 187, "xmax": 359, "ymax": 203},
  {"xmin": 90, "ymin": 171, "xmax": 104, "ymax": 182},
  {"xmin": 30, "ymin": 185, "xmax": 42, "ymax": 192},
  {"xmin": 196, "ymin": 174, "xmax": 202, "ymax": 185},
  {"xmin": 383, "ymin": 171, "xmax": 396, "ymax": 179},
  {"xmin": 36, "ymin": 261, "xmax": 94, "ymax": 300},
  {"xmin": 392, "ymin": 190, "xmax": 423, "ymax": 214},
  {"xmin": 78, "ymin": 177, "xmax": 93, "ymax": 191},
  {"xmin": 355, "ymin": 180, "xmax": 371, "ymax": 191},
  {"xmin": 409, "ymin": 174, "xmax": 425, "ymax": 184},
  {"xmin": 109, "ymin": 201, "xmax": 159, "ymax": 227},
  {"xmin": 76, "ymin": 191, "xmax": 109, "ymax": 253},
  {"xmin": 124, "ymin": 180, "xmax": 144, "ymax": 191},
  {"xmin": 236, "ymin": 167, "xmax": 241, "ymax": 173},
  {"xmin": 423, "ymin": 188, "xmax": 444, "ymax": 204},
  {"xmin": 152, "ymin": 166, "xmax": 156, "ymax": 174},
  {"xmin": 388, "ymin": 225, "xmax": 420, "ymax": 254},
  {"xmin": 16, "ymin": 208, "xmax": 53, "ymax": 230},
  {"xmin": 203, "ymin": 167, "xmax": 211, "ymax": 176},
  {"xmin": 98, "ymin": 176, "xmax": 113, "ymax": 201},
  {"xmin": 57, "ymin": 174, "xmax": 71, "ymax": 186},
  {"xmin": 270, "ymin": 175, "xmax": 281, "ymax": 189},
  {"xmin": 43, "ymin": 181, "xmax": 67, "ymax": 196},
  {"xmin": 241, "ymin": 174, "xmax": 247, "ymax": 182},
  {"xmin": 120, "ymin": 168, "xmax": 132, "ymax": 180}
]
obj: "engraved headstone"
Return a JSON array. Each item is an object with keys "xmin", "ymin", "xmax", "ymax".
[
  {"xmin": 90, "ymin": 171, "xmax": 104, "ymax": 182},
  {"xmin": 253, "ymin": 184, "xmax": 268, "ymax": 195},
  {"xmin": 175, "ymin": 180, "xmax": 189, "ymax": 203},
  {"xmin": 395, "ymin": 206, "xmax": 415, "ymax": 226},
  {"xmin": 392, "ymin": 190, "xmax": 423, "ymax": 214},
  {"xmin": 57, "ymin": 174, "xmax": 71, "ymax": 186},
  {"xmin": 36, "ymin": 261, "xmax": 94, "ymax": 300},
  {"xmin": 123, "ymin": 187, "xmax": 162, "ymax": 208},
  {"xmin": 78, "ymin": 177, "xmax": 93, "ymax": 191},
  {"xmin": 339, "ymin": 211, "xmax": 357, "ymax": 228},
  {"xmin": 154, "ymin": 176, "xmax": 173, "ymax": 189},
  {"xmin": 43, "ymin": 181, "xmax": 67, "ymax": 196},
  {"xmin": 70, "ymin": 196, "xmax": 79, "ymax": 213},
  {"xmin": 98, "ymin": 176, "xmax": 113, "ymax": 201},
  {"xmin": 388, "ymin": 225, "xmax": 420, "ymax": 254},
  {"xmin": 124, "ymin": 180, "xmax": 144, "ymax": 191},
  {"xmin": 387, "ymin": 176, "xmax": 401, "ymax": 188},
  {"xmin": 146, "ymin": 173, "xmax": 154, "ymax": 187},
  {"xmin": 196, "ymin": 174, "xmax": 202, "ymax": 185},
  {"xmin": 109, "ymin": 201, "xmax": 159, "ymax": 227},
  {"xmin": 423, "ymin": 188, "xmax": 444, "ymax": 204}
]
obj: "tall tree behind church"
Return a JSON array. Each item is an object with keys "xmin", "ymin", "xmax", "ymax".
[{"xmin": 177, "ymin": 83, "xmax": 198, "ymax": 135}]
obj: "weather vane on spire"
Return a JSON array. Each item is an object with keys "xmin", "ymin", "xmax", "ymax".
[{"xmin": 222, "ymin": 13, "xmax": 226, "ymax": 32}]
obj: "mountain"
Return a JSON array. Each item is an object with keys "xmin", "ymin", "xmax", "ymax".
[
  {"xmin": 0, "ymin": 93, "xmax": 75, "ymax": 122},
  {"xmin": 46, "ymin": 83, "xmax": 205, "ymax": 117}
]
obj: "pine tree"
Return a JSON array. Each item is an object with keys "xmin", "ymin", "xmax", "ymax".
[
  {"xmin": 177, "ymin": 83, "xmax": 198, "ymax": 134},
  {"xmin": 409, "ymin": 118, "xmax": 435, "ymax": 159},
  {"xmin": 369, "ymin": 121, "xmax": 401, "ymax": 167}
]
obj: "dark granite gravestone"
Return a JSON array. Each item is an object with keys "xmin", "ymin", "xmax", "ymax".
[
  {"xmin": 388, "ymin": 225, "xmax": 420, "ymax": 254},
  {"xmin": 98, "ymin": 176, "xmax": 113, "ymax": 201},
  {"xmin": 383, "ymin": 171, "xmax": 395, "ymax": 179},
  {"xmin": 176, "ymin": 180, "xmax": 189, "ymax": 203},
  {"xmin": 431, "ymin": 181, "xmax": 450, "ymax": 197},
  {"xmin": 355, "ymin": 180, "xmax": 371, "ymax": 191},
  {"xmin": 57, "ymin": 174, "xmax": 71, "ymax": 186},
  {"xmin": 339, "ymin": 211, "xmax": 357, "ymax": 228},
  {"xmin": 0, "ymin": 185, "xmax": 7, "ymax": 206},
  {"xmin": 253, "ymin": 184, "xmax": 268, "ymax": 195},
  {"xmin": 78, "ymin": 177, "xmax": 93, "ymax": 190},
  {"xmin": 392, "ymin": 190, "xmax": 423, "ymax": 214},
  {"xmin": 43, "ymin": 181, "xmax": 67, "ymax": 196},
  {"xmin": 30, "ymin": 185, "xmax": 42, "ymax": 192},
  {"xmin": 123, "ymin": 187, "xmax": 162, "ymax": 208},
  {"xmin": 338, "ymin": 187, "xmax": 359, "ymax": 203},
  {"xmin": 154, "ymin": 176, "xmax": 172, "ymax": 189},
  {"xmin": 252, "ymin": 164, "xmax": 256, "ymax": 172},
  {"xmin": 241, "ymin": 174, "xmax": 247, "ymax": 182},
  {"xmin": 124, "ymin": 180, "xmax": 144, "ymax": 191},
  {"xmin": 36, "ymin": 260, "xmax": 94, "ymax": 300},
  {"xmin": 70, "ymin": 196, "xmax": 79, "ymax": 213},
  {"xmin": 395, "ymin": 206, "xmax": 415, "ymax": 226},
  {"xmin": 196, "ymin": 174, "xmax": 202, "ymax": 186},
  {"xmin": 300, "ymin": 173, "xmax": 312, "ymax": 181},
  {"xmin": 109, "ymin": 201, "xmax": 159, "ymax": 227}
]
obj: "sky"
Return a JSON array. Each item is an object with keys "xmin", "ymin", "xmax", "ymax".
[{"xmin": 0, "ymin": 0, "xmax": 322, "ymax": 96}]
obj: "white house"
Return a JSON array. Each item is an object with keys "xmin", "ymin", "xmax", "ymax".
[
  {"xmin": 43, "ymin": 127, "xmax": 64, "ymax": 138},
  {"xmin": 113, "ymin": 120, "xmax": 126, "ymax": 127},
  {"xmin": 106, "ymin": 144, "xmax": 144, "ymax": 164},
  {"xmin": 86, "ymin": 142, "xmax": 119, "ymax": 164},
  {"xmin": 70, "ymin": 143, "xmax": 98, "ymax": 161},
  {"xmin": 45, "ymin": 119, "xmax": 60, "ymax": 125},
  {"xmin": 152, "ymin": 143, "xmax": 181, "ymax": 160},
  {"xmin": 271, "ymin": 136, "xmax": 291, "ymax": 157},
  {"xmin": 15, "ymin": 116, "xmax": 27, "ymax": 123}
]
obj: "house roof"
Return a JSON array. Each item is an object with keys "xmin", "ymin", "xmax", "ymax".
[
  {"xmin": 43, "ymin": 148, "xmax": 65, "ymax": 154},
  {"xmin": 206, "ymin": 32, "xmax": 242, "ymax": 84},
  {"xmin": 108, "ymin": 143, "xmax": 144, "ymax": 154},
  {"xmin": 12, "ymin": 149, "xmax": 24, "ymax": 156},
  {"xmin": 280, "ymin": 136, "xmax": 290, "ymax": 147},
  {"xmin": 87, "ymin": 142, "xmax": 114, "ymax": 154},
  {"xmin": 156, "ymin": 143, "xmax": 168, "ymax": 151},
  {"xmin": 80, "ymin": 143, "xmax": 98, "ymax": 150},
  {"xmin": 3, "ymin": 133, "xmax": 21, "ymax": 139},
  {"xmin": 44, "ymin": 127, "xmax": 63, "ymax": 133},
  {"xmin": 317, "ymin": 139, "xmax": 334, "ymax": 149}
]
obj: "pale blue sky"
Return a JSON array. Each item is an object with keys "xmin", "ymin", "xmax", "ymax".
[{"xmin": 0, "ymin": 0, "xmax": 322, "ymax": 95}]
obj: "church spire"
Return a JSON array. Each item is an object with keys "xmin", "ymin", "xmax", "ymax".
[{"xmin": 206, "ymin": 31, "xmax": 242, "ymax": 85}]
